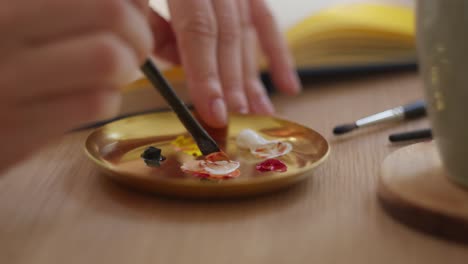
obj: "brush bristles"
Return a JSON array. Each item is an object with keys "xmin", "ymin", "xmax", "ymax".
[{"xmin": 333, "ymin": 123, "xmax": 358, "ymax": 135}]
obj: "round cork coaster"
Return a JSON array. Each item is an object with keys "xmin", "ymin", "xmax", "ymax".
[{"xmin": 378, "ymin": 141, "xmax": 468, "ymax": 244}]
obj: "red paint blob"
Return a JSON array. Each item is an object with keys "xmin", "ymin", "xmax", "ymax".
[{"xmin": 256, "ymin": 159, "xmax": 287, "ymax": 173}]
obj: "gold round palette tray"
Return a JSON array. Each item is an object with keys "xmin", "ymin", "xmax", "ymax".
[{"xmin": 85, "ymin": 112, "xmax": 330, "ymax": 198}]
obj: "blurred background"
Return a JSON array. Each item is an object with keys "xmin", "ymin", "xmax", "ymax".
[
  {"xmin": 267, "ymin": 0, "xmax": 414, "ymax": 29},
  {"xmin": 149, "ymin": 0, "xmax": 415, "ymax": 29}
]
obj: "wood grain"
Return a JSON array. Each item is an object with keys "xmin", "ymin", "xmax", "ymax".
[
  {"xmin": 379, "ymin": 141, "xmax": 468, "ymax": 244},
  {"xmin": 2, "ymin": 70, "xmax": 468, "ymax": 264}
]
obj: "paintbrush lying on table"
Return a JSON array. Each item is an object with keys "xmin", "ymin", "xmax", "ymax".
[
  {"xmin": 333, "ymin": 100, "xmax": 427, "ymax": 135},
  {"xmin": 388, "ymin": 128, "xmax": 432, "ymax": 143}
]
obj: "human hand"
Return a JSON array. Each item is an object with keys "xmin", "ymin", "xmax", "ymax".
[
  {"xmin": 0, "ymin": 0, "xmax": 153, "ymax": 172},
  {"xmin": 147, "ymin": 0, "xmax": 301, "ymax": 128}
]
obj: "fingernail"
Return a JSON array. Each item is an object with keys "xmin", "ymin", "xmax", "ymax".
[
  {"xmin": 211, "ymin": 98, "xmax": 228, "ymax": 127},
  {"xmin": 114, "ymin": 53, "xmax": 139, "ymax": 86},
  {"xmin": 253, "ymin": 96, "xmax": 275, "ymax": 115},
  {"xmin": 289, "ymin": 70, "xmax": 302, "ymax": 94},
  {"xmin": 230, "ymin": 93, "xmax": 249, "ymax": 114},
  {"xmin": 260, "ymin": 95, "xmax": 275, "ymax": 115},
  {"xmin": 99, "ymin": 90, "xmax": 121, "ymax": 120},
  {"xmin": 237, "ymin": 106, "xmax": 249, "ymax": 114}
]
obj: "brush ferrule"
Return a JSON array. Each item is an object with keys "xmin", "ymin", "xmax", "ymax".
[{"xmin": 355, "ymin": 106, "xmax": 405, "ymax": 128}]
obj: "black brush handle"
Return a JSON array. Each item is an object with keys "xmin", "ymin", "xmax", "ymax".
[
  {"xmin": 141, "ymin": 59, "xmax": 220, "ymax": 155},
  {"xmin": 389, "ymin": 128, "xmax": 432, "ymax": 142},
  {"xmin": 403, "ymin": 100, "xmax": 427, "ymax": 119}
]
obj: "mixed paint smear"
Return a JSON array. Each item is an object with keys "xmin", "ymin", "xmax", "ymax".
[
  {"xmin": 181, "ymin": 152, "xmax": 241, "ymax": 180},
  {"xmin": 144, "ymin": 130, "xmax": 291, "ymax": 180},
  {"xmin": 170, "ymin": 135, "xmax": 202, "ymax": 157},
  {"xmin": 178, "ymin": 130, "xmax": 292, "ymax": 179},
  {"xmin": 236, "ymin": 129, "xmax": 292, "ymax": 159},
  {"xmin": 236, "ymin": 129, "xmax": 290, "ymax": 173}
]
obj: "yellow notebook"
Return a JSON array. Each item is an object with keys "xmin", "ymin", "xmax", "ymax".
[{"xmin": 285, "ymin": 3, "xmax": 415, "ymax": 68}]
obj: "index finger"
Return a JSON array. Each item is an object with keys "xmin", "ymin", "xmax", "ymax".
[{"xmin": 168, "ymin": 0, "xmax": 226, "ymax": 128}]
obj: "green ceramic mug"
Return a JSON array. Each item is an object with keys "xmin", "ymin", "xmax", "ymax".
[{"xmin": 417, "ymin": 1, "xmax": 468, "ymax": 187}]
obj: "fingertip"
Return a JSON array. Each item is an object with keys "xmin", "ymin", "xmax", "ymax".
[
  {"xmin": 195, "ymin": 97, "xmax": 228, "ymax": 129},
  {"xmin": 262, "ymin": 96, "xmax": 276, "ymax": 115},
  {"xmin": 209, "ymin": 98, "xmax": 228, "ymax": 128},
  {"xmin": 288, "ymin": 70, "xmax": 302, "ymax": 94},
  {"xmin": 95, "ymin": 89, "xmax": 122, "ymax": 121},
  {"xmin": 250, "ymin": 92, "xmax": 275, "ymax": 115},
  {"xmin": 89, "ymin": 34, "xmax": 140, "ymax": 86},
  {"xmin": 225, "ymin": 91, "xmax": 249, "ymax": 114},
  {"xmin": 135, "ymin": 29, "xmax": 154, "ymax": 64},
  {"xmin": 237, "ymin": 107, "xmax": 249, "ymax": 115},
  {"xmin": 273, "ymin": 68, "xmax": 302, "ymax": 96}
]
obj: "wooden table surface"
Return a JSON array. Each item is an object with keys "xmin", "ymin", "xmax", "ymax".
[{"xmin": 2, "ymin": 70, "xmax": 468, "ymax": 264}]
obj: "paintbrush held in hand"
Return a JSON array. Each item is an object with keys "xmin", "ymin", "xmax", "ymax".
[{"xmin": 140, "ymin": 59, "xmax": 220, "ymax": 155}]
